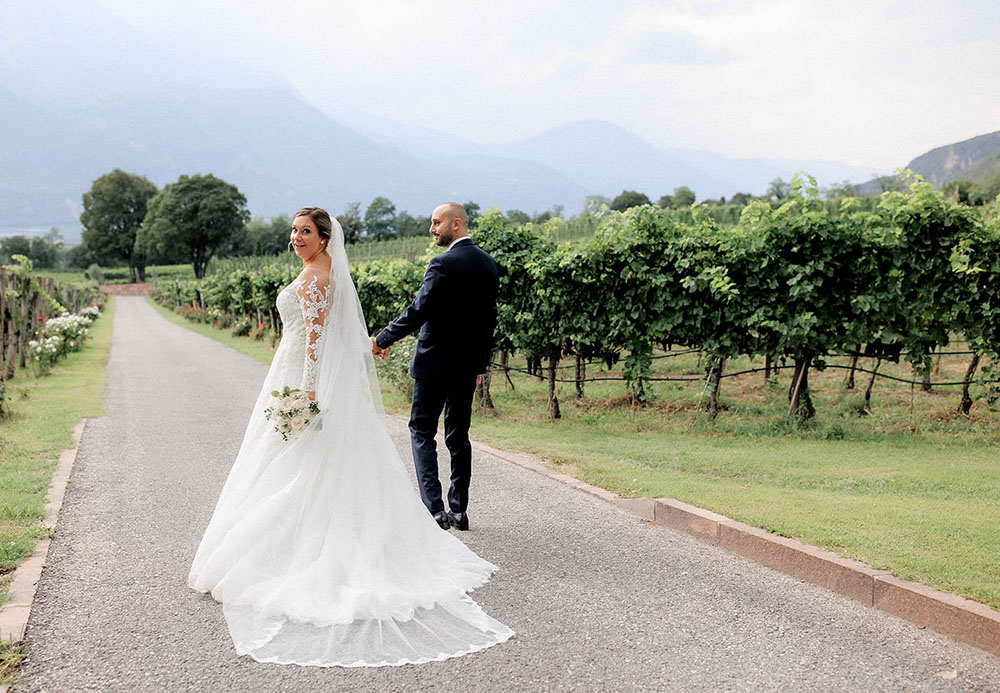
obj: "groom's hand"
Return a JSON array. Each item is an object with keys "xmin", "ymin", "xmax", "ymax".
[{"xmin": 371, "ymin": 336, "xmax": 389, "ymax": 360}]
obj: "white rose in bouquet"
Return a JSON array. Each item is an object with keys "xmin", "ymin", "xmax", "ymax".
[{"xmin": 264, "ymin": 386, "xmax": 321, "ymax": 441}]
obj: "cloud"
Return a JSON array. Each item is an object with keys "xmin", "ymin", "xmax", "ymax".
[{"xmin": 92, "ymin": 0, "xmax": 1000, "ymax": 167}]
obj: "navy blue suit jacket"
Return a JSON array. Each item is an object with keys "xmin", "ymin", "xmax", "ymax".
[{"xmin": 375, "ymin": 239, "xmax": 499, "ymax": 381}]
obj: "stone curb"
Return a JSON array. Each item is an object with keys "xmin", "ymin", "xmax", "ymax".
[
  {"xmin": 0, "ymin": 420, "xmax": 87, "ymax": 647},
  {"xmin": 472, "ymin": 439, "xmax": 1000, "ymax": 659}
]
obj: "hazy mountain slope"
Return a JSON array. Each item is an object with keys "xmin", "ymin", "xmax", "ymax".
[
  {"xmin": 0, "ymin": 83, "xmax": 594, "ymax": 228},
  {"xmin": 490, "ymin": 120, "xmax": 734, "ymax": 200},
  {"xmin": 906, "ymin": 130, "xmax": 1000, "ymax": 185}
]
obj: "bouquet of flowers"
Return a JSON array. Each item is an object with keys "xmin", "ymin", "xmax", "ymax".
[{"xmin": 264, "ymin": 386, "xmax": 321, "ymax": 441}]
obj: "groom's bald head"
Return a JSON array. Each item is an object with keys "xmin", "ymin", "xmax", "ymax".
[
  {"xmin": 439, "ymin": 202, "xmax": 468, "ymax": 228},
  {"xmin": 430, "ymin": 202, "xmax": 469, "ymax": 247}
]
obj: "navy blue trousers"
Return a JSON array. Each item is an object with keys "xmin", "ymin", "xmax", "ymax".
[{"xmin": 408, "ymin": 374, "xmax": 477, "ymax": 515}]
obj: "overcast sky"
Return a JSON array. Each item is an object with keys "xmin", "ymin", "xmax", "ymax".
[{"xmin": 21, "ymin": 1, "xmax": 1000, "ymax": 169}]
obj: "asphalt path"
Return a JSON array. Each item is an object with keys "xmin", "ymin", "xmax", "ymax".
[{"xmin": 16, "ymin": 296, "xmax": 1000, "ymax": 691}]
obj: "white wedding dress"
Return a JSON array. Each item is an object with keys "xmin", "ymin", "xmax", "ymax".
[{"xmin": 188, "ymin": 220, "xmax": 513, "ymax": 667}]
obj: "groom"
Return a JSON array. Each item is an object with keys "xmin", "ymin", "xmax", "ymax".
[{"xmin": 372, "ymin": 202, "xmax": 500, "ymax": 531}]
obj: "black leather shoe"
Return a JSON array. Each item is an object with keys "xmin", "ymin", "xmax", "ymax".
[
  {"xmin": 433, "ymin": 511, "xmax": 450, "ymax": 530},
  {"xmin": 447, "ymin": 511, "xmax": 469, "ymax": 531}
]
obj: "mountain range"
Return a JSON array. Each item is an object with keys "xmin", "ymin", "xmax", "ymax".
[{"xmin": 0, "ymin": 82, "xmax": 888, "ymax": 245}]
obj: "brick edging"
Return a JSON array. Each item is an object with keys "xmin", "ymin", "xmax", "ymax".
[
  {"xmin": 0, "ymin": 420, "xmax": 87, "ymax": 643},
  {"xmin": 472, "ymin": 440, "xmax": 1000, "ymax": 659}
]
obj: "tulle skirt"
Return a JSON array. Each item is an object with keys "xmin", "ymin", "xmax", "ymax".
[{"xmin": 188, "ymin": 336, "xmax": 513, "ymax": 666}]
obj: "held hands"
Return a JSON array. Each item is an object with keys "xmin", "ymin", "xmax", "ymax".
[{"xmin": 371, "ymin": 336, "xmax": 389, "ymax": 360}]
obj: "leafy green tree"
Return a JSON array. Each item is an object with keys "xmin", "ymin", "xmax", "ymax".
[
  {"xmin": 825, "ymin": 180, "xmax": 861, "ymax": 200},
  {"xmin": 0, "ymin": 235, "xmax": 31, "ymax": 264},
  {"xmin": 582, "ymin": 195, "xmax": 610, "ymax": 215},
  {"xmin": 656, "ymin": 194, "xmax": 673, "ymax": 208},
  {"xmin": 463, "ymin": 201, "xmax": 482, "ymax": 226},
  {"xmin": 670, "ymin": 186, "xmax": 696, "ymax": 208},
  {"xmin": 29, "ymin": 232, "xmax": 60, "ymax": 268},
  {"xmin": 241, "ymin": 214, "xmax": 292, "ymax": 256},
  {"xmin": 505, "ymin": 209, "xmax": 531, "ymax": 225},
  {"xmin": 970, "ymin": 171, "xmax": 1000, "ymax": 206},
  {"xmin": 217, "ymin": 225, "xmax": 251, "ymax": 258},
  {"xmin": 730, "ymin": 192, "xmax": 753, "ymax": 206},
  {"xmin": 337, "ymin": 203, "xmax": 363, "ymax": 244},
  {"xmin": 138, "ymin": 174, "xmax": 250, "ymax": 279},
  {"xmin": 81, "ymin": 169, "xmax": 158, "ymax": 282},
  {"xmin": 65, "ymin": 243, "xmax": 99, "ymax": 269},
  {"xmin": 765, "ymin": 178, "xmax": 792, "ymax": 203},
  {"xmin": 610, "ymin": 190, "xmax": 651, "ymax": 211},
  {"xmin": 364, "ymin": 197, "xmax": 397, "ymax": 241},
  {"xmin": 941, "ymin": 179, "xmax": 977, "ymax": 205},
  {"xmin": 395, "ymin": 211, "xmax": 429, "ymax": 238}
]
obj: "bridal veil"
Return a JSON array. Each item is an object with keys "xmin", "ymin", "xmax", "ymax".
[{"xmin": 188, "ymin": 218, "xmax": 513, "ymax": 666}]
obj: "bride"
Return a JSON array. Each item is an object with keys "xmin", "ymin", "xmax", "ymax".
[{"xmin": 188, "ymin": 206, "xmax": 513, "ymax": 666}]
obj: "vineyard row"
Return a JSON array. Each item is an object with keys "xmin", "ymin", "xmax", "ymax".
[{"xmin": 152, "ymin": 177, "xmax": 1000, "ymax": 421}]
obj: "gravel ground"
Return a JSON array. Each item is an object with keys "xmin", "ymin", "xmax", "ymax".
[{"xmin": 16, "ymin": 296, "xmax": 1000, "ymax": 692}]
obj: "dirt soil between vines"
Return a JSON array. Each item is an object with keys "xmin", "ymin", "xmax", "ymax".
[{"xmin": 99, "ymin": 283, "xmax": 152, "ymax": 295}]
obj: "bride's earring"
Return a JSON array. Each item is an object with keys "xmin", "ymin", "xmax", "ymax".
[{"xmin": 288, "ymin": 241, "xmax": 293, "ymax": 253}]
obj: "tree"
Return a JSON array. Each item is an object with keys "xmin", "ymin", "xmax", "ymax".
[
  {"xmin": 395, "ymin": 211, "xmax": 429, "ymax": 238},
  {"xmin": 0, "ymin": 233, "xmax": 61, "ymax": 268},
  {"xmin": 337, "ymin": 203, "xmax": 363, "ymax": 244},
  {"xmin": 81, "ymin": 169, "xmax": 158, "ymax": 282},
  {"xmin": 765, "ymin": 178, "xmax": 792, "ymax": 202},
  {"xmin": 657, "ymin": 195, "xmax": 673, "ymax": 208},
  {"xmin": 610, "ymin": 190, "xmax": 651, "ymax": 211},
  {"xmin": 217, "ymin": 225, "xmax": 251, "ymax": 258},
  {"xmin": 138, "ymin": 174, "xmax": 249, "ymax": 279},
  {"xmin": 730, "ymin": 192, "xmax": 753, "ymax": 206},
  {"xmin": 582, "ymin": 195, "xmax": 610, "ymax": 215},
  {"xmin": 242, "ymin": 214, "xmax": 292, "ymax": 256},
  {"xmin": 505, "ymin": 209, "xmax": 531, "ymax": 225},
  {"xmin": 970, "ymin": 171, "xmax": 1000, "ymax": 206},
  {"xmin": 670, "ymin": 186, "xmax": 696, "ymax": 208},
  {"xmin": 0, "ymin": 235, "xmax": 31, "ymax": 265},
  {"xmin": 65, "ymin": 243, "xmax": 98, "ymax": 269},
  {"xmin": 825, "ymin": 180, "xmax": 861, "ymax": 200},
  {"xmin": 29, "ymin": 232, "xmax": 60, "ymax": 268},
  {"xmin": 364, "ymin": 197, "xmax": 397, "ymax": 241},
  {"xmin": 463, "ymin": 201, "xmax": 482, "ymax": 226},
  {"xmin": 941, "ymin": 179, "xmax": 976, "ymax": 205}
]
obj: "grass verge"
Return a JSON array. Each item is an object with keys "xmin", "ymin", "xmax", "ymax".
[
  {"xmin": 471, "ymin": 358, "xmax": 1000, "ymax": 611},
  {"xmin": 0, "ymin": 298, "xmax": 114, "ymax": 582},
  {"xmin": 0, "ymin": 639, "xmax": 24, "ymax": 686}
]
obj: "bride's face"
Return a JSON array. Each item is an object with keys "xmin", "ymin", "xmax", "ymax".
[{"xmin": 290, "ymin": 215, "xmax": 324, "ymax": 260}]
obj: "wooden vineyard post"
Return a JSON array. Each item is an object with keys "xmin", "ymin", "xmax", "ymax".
[
  {"xmin": 5, "ymin": 287, "xmax": 17, "ymax": 380},
  {"xmin": 18, "ymin": 277, "xmax": 31, "ymax": 369},
  {"xmin": 0, "ymin": 270, "xmax": 7, "ymax": 391}
]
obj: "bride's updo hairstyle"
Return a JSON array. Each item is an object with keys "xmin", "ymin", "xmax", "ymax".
[{"xmin": 294, "ymin": 206, "xmax": 333, "ymax": 250}]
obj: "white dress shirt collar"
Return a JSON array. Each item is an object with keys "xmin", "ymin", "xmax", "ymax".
[{"xmin": 447, "ymin": 236, "xmax": 472, "ymax": 251}]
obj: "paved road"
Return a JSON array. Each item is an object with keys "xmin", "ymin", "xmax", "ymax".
[{"xmin": 16, "ymin": 296, "xmax": 1000, "ymax": 691}]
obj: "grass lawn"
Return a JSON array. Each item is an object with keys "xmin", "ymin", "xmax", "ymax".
[
  {"xmin": 471, "ymin": 351, "xmax": 1000, "ymax": 610},
  {"xmin": 144, "ymin": 301, "xmax": 1000, "ymax": 611},
  {"xmin": 0, "ymin": 297, "xmax": 114, "ymax": 593}
]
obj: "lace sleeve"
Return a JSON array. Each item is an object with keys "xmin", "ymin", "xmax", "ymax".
[{"xmin": 295, "ymin": 274, "xmax": 330, "ymax": 393}]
